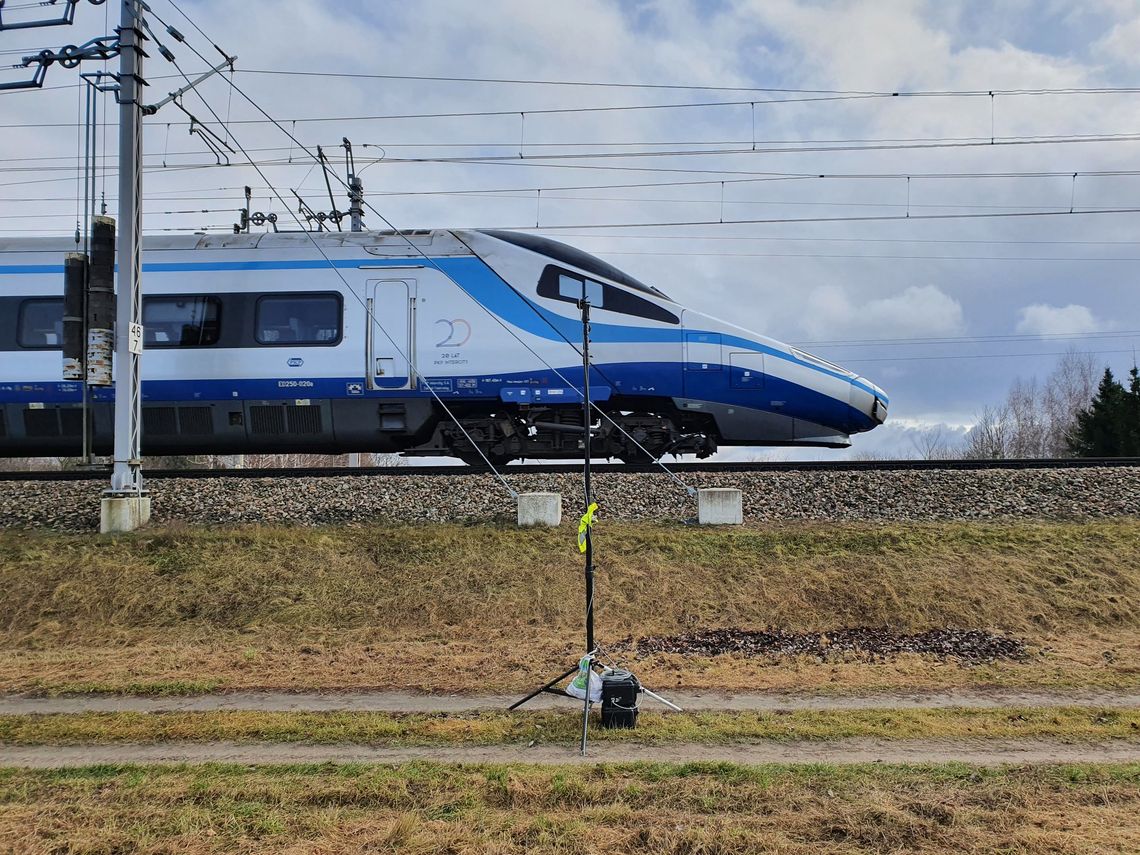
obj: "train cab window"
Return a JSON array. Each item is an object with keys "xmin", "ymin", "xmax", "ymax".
[
  {"xmin": 17, "ymin": 298, "xmax": 63, "ymax": 349},
  {"xmin": 142, "ymin": 296, "xmax": 221, "ymax": 347},
  {"xmin": 539, "ymin": 265, "xmax": 679, "ymax": 324},
  {"xmin": 557, "ymin": 273, "xmax": 604, "ymax": 306},
  {"xmin": 255, "ymin": 293, "xmax": 342, "ymax": 345}
]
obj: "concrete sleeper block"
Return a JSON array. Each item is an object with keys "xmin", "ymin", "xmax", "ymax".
[
  {"xmin": 518, "ymin": 492, "xmax": 562, "ymax": 527},
  {"xmin": 698, "ymin": 487, "xmax": 743, "ymax": 525}
]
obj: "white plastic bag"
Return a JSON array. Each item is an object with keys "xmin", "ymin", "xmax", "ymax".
[{"xmin": 565, "ymin": 655, "xmax": 602, "ymax": 702}]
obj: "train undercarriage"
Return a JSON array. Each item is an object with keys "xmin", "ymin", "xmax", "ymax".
[
  {"xmin": 0, "ymin": 396, "xmax": 720, "ymax": 465},
  {"xmin": 407, "ymin": 400, "xmax": 719, "ymax": 465}
]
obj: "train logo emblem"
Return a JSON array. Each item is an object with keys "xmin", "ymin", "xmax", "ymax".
[
  {"xmin": 434, "ymin": 318, "xmax": 471, "ymax": 347},
  {"xmin": 287, "ymin": 357, "xmax": 304, "ymax": 367}
]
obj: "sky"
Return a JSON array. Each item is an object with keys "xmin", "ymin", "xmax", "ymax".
[{"xmin": 2, "ymin": 0, "xmax": 1140, "ymax": 460}]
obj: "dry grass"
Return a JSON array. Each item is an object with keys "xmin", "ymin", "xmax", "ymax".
[
  {"xmin": 2, "ymin": 520, "xmax": 1139, "ymax": 695},
  {"xmin": 2, "ymin": 707, "xmax": 1139, "ymax": 746},
  {"xmin": 2, "ymin": 762, "xmax": 1139, "ymax": 853}
]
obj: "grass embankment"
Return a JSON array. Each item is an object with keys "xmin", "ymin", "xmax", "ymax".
[
  {"xmin": 2, "ymin": 707, "xmax": 1138, "ymax": 746},
  {"xmin": 3, "ymin": 762, "xmax": 1139, "ymax": 853},
  {"xmin": 1, "ymin": 520, "xmax": 1138, "ymax": 694}
]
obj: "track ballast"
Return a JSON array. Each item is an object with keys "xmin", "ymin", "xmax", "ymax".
[{"xmin": 1, "ymin": 457, "xmax": 1138, "ymax": 481}]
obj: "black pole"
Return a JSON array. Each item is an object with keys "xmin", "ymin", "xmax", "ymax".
[
  {"xmin": 581, "ymin": 298, "xmax": 594, "ymax": 654},
  {"xmin": 580, "ymin": 297, "xmax": 594, "ymax": 754}
]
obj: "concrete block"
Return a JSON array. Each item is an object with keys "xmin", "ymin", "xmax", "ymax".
[
  {"xmin": 518, "ymin": 492, "xmax": 562, "ymax": 527},
  {"xmin": 100, "ymin": 495, "xmax": 151, "ymax": 534},
  {"xmin": 698, "ymin": 488, "xmax": 743, "ymax": 525}
]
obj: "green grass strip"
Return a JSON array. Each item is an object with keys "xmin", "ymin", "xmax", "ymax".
[{"xmin": 2, "ymin": 706, "xmax": 1138, "ymax": 746}]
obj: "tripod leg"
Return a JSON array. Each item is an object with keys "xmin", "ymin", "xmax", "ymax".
[
  {"xmin": 508, "ymin": 664, "xmax": 579, "ymax": 711},
  {"xmin": 640, "ymin": 686, "xmax": 683, "ymax": 712},
  {"xmin": 580, "ymin": 662, "xmax": 592, "ymax": 755}
]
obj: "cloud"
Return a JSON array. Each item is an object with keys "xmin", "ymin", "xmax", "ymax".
[
  {"xmin": 802, "ymin": 284, "xmax": 965, "ymax": 339},
  {"xmin": 1094, "ymin": 16, "xmax": 1140, "ymax": 67},
  {"xmin": 1015, "ymin": 303, "xmax": 1102, "ymax": 336}
]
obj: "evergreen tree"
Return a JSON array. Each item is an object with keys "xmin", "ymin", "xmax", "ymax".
[
  {"xmin": 1126, "ymin": 367, "xmax": 1140, "ymax": 456},
  {"xmin": 1068, "ymin": 368, "xmax": 1138, "ymax": 457}
]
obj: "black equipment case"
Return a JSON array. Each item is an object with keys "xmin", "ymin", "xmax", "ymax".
[{"xmin": 600, "ymin": 669, "xmax": 641, "ymax": 729}]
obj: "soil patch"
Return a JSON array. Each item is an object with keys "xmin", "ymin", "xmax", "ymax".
[
  {"xmin": 4, "ymin": 687, "xmax": 1140, "ymax": 715},
  {"xmin": 4, "ymin": 738, "xmax": 1140, "ymax": 768},
  {"xmin": 626, "ymin": 627, "xmax": 1030, "ymax": 664}
]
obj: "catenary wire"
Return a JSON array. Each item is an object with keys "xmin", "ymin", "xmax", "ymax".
[
  {"xmin": 834, "ymin": 348, "xmax": 1138, "ymax": 363},
  {"xmin": 221, "ymin": 69, "xmax": 1140, "ymax": 98}
]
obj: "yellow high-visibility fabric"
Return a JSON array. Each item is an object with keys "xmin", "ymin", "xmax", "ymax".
[{"xmin": 577, "ymin": 502, "xmax": 598, "ymax": 553}]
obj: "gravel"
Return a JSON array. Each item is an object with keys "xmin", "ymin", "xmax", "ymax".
[
  {"xmin": 623, "ymin": 627, "xmax": 1030, "ymax": 665},
  {"xmin": 2, "ymin": 466, "xmax": 1139, "ymax": 531}
]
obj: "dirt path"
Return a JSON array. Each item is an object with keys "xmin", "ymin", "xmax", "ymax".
[
  {"xmin": 3, "ymin": 688, "xmax": 1138, "ymax": 715},
  {"xmin": 3, "ymin": 738, "xmax": 1140, "ymax": 768}
]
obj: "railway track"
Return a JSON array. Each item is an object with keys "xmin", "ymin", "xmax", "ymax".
[{"xmin": 1, "ymin": 457, "xmax": 1138, "ymax": 481}]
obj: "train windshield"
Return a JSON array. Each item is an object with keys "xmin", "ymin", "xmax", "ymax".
[{"xmin": 480, "ymin": 230, "xmax": 672, "ymax": 300}]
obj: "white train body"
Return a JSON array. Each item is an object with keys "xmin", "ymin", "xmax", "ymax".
[{"xmin": 0, "ymin": 229, "xmax": 887, "ymax": 462}]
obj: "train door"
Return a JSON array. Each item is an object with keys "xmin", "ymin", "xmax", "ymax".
[
  {"xmin": 681, "ymin": 311, "xmax": 723, "ymax": 397},
  {"xmin": 365, "ymin": 278, "xmax": 417, "ymax": 390}
]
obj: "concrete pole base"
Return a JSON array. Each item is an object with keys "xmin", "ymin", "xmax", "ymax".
[
  {"xmin": 697, "ymin": 488, "xmax": 743, "ymax": 525},
  {"xmin": 100, "ymin": 495, "xmax": 151, "ymax": 534},
  {"xmin": 518, "ymin": 492, "xmax": 562, "ymax": 527}
]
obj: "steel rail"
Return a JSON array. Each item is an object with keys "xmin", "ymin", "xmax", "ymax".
[{"xmin": 1, "ymin": 457, "xmax": 1138, "ymax": 481}]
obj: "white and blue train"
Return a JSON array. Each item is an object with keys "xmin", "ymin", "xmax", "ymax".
[{"xmin": 0, "ymin": 229, "xmax": 888, "ymax": 463}]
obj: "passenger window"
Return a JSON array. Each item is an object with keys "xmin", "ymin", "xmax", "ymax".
[
  {"xmin": 142, "ymin": 296, "xmax": 221, "ymax": 347},
  {"xmin": 255, "ymin": 294, "xmax": 341, "ymax": 345},
  {"xmin": 17, "ymin": 298, "xmax": 63, "ymax": 349}
]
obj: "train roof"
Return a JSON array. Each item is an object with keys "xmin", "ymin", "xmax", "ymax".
[
  {"xmin": 0, "ymin": 227, "xmax": 671, "ymax": 300},
  {"xmin": 0, "ymin": 229, "xmax": 472, "ymax": 256}
]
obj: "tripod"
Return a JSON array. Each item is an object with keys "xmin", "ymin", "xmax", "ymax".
[{"xmin": 509, "ymin": 296, "xmax": 681, "ymax": 755}]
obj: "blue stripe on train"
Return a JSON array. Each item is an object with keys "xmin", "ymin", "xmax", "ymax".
[
  {"xmin": 1, "ymin": 255, "xmax": 888, "ymax": 405},
  {"xmin": 0, "ymin": 361, "xmax": 875, "ymax": 433}
]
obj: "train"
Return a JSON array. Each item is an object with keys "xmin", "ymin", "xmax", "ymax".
[{"xmin": 0, "ymin": 228, "xmax": 888, "ymax": 463}]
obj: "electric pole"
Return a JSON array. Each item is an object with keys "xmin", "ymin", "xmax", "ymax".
[{"xmin": 108, "ymin": 0, "xmax": 146, "ymax": 507}]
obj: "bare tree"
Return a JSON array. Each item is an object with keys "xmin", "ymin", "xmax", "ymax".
[
  {"xmin": 909, "ymin": 425, "xmax": 958, "ymax": 460},
  {"xmin": 222, "ymin": 451, "xmax": 408, "ymax": 468},
  {"xmin": 0, "ymin": 456, "xmax": 63, "ymax": 472},
  {"xmin": 1043, "ymin": 348, "xmax": 1099, "ymax": 456},
  {"xmin": 964, "ymin": 405, "xmax": 1012, "ymax": 459},
  {"xmin": 1006, "ymin": 378, "xmax": 1049, "ymax": 457},
  {"xmin": 964, "ymin": 349, "xmax": 1100, "ymax": 459},
  {"xmin": 850, "ymin": 449, "xmax": 891, "ymax": 461}
]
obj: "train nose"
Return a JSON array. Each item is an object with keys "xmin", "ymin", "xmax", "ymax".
[{"xmin": 849, "ymin": 377, "xmax": 889, "ymax": 429}]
